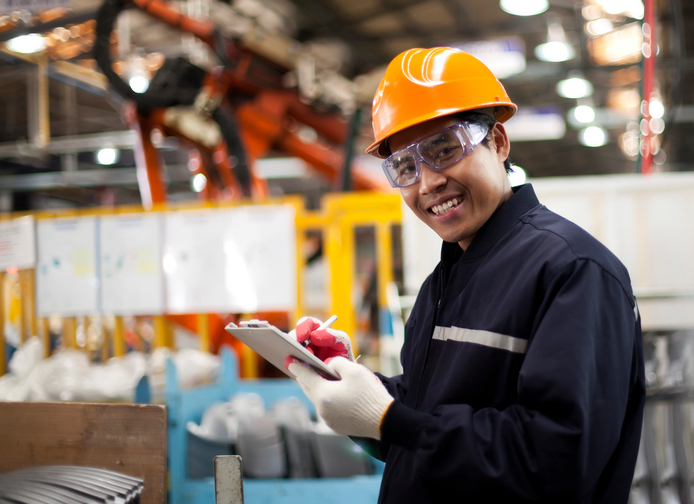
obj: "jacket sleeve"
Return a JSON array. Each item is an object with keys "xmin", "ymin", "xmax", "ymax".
[{"xmin": 380, "ymin": 259, "xmax": 643, "ymax": 500}]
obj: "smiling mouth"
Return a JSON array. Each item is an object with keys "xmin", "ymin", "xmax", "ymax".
[{"xmin": 430, "ymin": 197, "xmax": 462, "ymax": 215}]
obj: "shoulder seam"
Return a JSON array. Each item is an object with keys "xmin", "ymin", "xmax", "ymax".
[{"xmin": 520, "ymin": 215, "xmax": 635, "ymax": 305}]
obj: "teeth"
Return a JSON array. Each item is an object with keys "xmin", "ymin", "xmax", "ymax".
[{"xmin": 431, "ymin": 197, "xmax": 460, "ymax": 215}]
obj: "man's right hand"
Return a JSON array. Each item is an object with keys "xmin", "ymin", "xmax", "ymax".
[{"xmin": 289, "ymin": 316, "xmax": 355, "ymax": 363}]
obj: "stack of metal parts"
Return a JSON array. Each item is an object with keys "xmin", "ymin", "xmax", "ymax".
[
  {"xmin": 0, "ymin": 466, "xmax": 144, "ymax": 503},
  {"xmin": 631, "ymin": 330, "xmax": 694, "ymax": 504},
  {"xmin": 186, "ymin": 392, "xmax": 373, "ymax": 480}
]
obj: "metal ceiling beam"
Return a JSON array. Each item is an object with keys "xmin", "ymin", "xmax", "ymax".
[
  {"xmin": 0, "ymin": 130, "xmax": 136, "ymax": 157},
  {"xmin": 288, "ymin": 0, "xmax": 388, "ymax": 70},
  {"xmin": 0, "ymin": 164, "xmax": 190, "ymax": 191}
]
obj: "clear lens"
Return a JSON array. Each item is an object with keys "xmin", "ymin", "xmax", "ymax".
[
  {"xmin": 381, "ymin": 121, "xmax": 489, "ymax": 188},
  {"xmin": 419, "ymin": 130, "xmax": 465, "ymax": 168},
  {"xmin": 384, "ymin": 150, "xmax": 418, "ymax": 187}
]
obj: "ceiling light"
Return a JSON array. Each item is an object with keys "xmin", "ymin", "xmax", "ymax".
[
  {"xmin": 535, "ymin": 41, "xmax": 575, "ymax": 62},
  {"xmin": 192, "ymin": 173, "xmax": 207, "ymax": 192},
  {"xmin": 556, "ymin": 77, "xmax": 594, "ymax": 99},
  {"xmin": 579, "ymin": 126, "xmax": 608, "ymax": 147},
  {"xmin": 649, "ymin": 99, "xmax": 665, "ymax": 119},
  {"xmin": 499, "ymin": 0, "xmax": 548, "ymax": 17},
  {"xmin": 129, "ymin": 75, "xmax": 149, "ymax": 93},
  {"xmin": 572, "ymin": 105, "xmax": 596, "ymax": 124},
  {"xmin": 6, "ymin": 34, "xmax": 46, "ymax": 54},
  {"xmin": 95, "ymin": 148, "xmax": 120, "ymax": 165},
  {"xmin": 535, "ymin": 18, "xmax": 575, "ymax": 62},
  {"xmin": 127, "ymin": 53, "xmax": 150, "ymax": 93}
]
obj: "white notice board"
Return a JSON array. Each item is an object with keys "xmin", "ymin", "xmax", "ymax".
[
  {"xmin": 164, "ymin": 209, "xmax": 231, "ymax": 313},
  {"xmin": 0, "ymin": 215, "xmax": 36, "ymax": 270},
  {"xmin": 100, "ymin": 213, "xmax": 164, "ymax": 315},
  {"xmin": 36, "ymin": 216, "xmax": 99, "ymax": 316},
  {"xmin": 163, "ymin": 205, "xmax": 297, "ymax": 314},
  {"xmin": 221, "ymin": 205, "xmax": 297, "ymax": 312}
]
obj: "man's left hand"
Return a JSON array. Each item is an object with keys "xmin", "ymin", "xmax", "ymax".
[
  {"xmin": 290, "ymin": 317, "xmax": 355, "ymax": 362},
  {"xmin": 287, "ymin": 357, "xmax": 394, "ymax": 440}
]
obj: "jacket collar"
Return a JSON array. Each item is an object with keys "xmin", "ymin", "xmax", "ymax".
[{"xmin": 441, "ymin": 183, "xmax": 541, "ymax": 265}]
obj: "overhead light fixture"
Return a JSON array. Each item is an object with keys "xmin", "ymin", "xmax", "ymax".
[
  {"xmin": 6, "ymin": 34, "xmax": 46, "ymax": 54},
  {"xmin": 649, "ymin": 98, "xmax": 665, "ymax": 119},
  {"xmin": 556, "ymin": 76, "xmax": 594, "ymax": 99},
  {"xmin": 578, "ymin": 126, "xmax": 608, "ymax": 147},
  {"xmin": 499, "ymin": 0, "xmax": 548, "ymax": 17},
  {"xmin": 192, "ymin": 173, "xmax": 207, "ymax": 192},
  {"xmin": 95, "ymin": 148, "xmax": 120, "ymax": 165},
  {"xmin": 535, "ymin": 17, "xmax": 575, "ymax": 62},
  {"xmin": 129, "ymin": 75, "xmax": 150, "ymax": 93},
  {"xmin": 535, "ymin": 41, "xmax": 575, "ymax": 63},
  {"xmin": 127, "ymin": 53, "xmax": 150, "ymax": 93},
  {"xmin": 571, "ymin": 105, "xmax": 596, "ymax": 124}
]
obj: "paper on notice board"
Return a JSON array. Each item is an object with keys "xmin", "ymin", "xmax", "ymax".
[
  {"xmin": 221, "ymin": 205, "xmax": 296, "ymax": 312},
  {"xmin": 100, "ymin": 213, "xmax": 165, "ymax": 315},
  {"xmin": 0, "ymin": 215, "xmax": 36, "ymax": 270},
  {"xmin": 36, "ymin": 216, "xmax": 99, "ymax": 316},
  {"xmin": 164, "ymin": 209, "xmax": 229, "ymax": 313},
  {"xmin": 163, "ymin": 205, "xmax": 297, "ymax": 314}
]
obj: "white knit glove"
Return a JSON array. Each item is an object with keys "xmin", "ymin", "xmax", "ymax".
[
  {"xmin": 288, "ymin": 357, "xmax": 394, "ymax": 440},
  {"xmin": 289, "ymin": 316, "xmax": 355, "ymax": 362}
]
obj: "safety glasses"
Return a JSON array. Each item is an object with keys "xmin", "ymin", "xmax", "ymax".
[{"xmin": 381, "ymin": 121, "xmax": 490, "ymax": 188}]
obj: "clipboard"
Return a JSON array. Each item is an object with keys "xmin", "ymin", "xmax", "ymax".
[{"xmin": 224, "ymin": 320, "xmax": 340, "ymax": 380}]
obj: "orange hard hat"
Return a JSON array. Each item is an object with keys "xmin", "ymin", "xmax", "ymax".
[{"xmin": 366, "ymin": 47, "xmax": 517, "ymax": 158}]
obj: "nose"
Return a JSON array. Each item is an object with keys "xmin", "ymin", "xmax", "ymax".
[{"xmin": 417, "ymin": 162, "xmax": 447, "ymax": 195}]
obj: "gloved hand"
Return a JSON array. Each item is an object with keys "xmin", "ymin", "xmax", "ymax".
[
  {"xmin": 287, "ymin": 356, "xmax": 394, "ymax": 440},
  {"xmin": 289, "ymin": 316, "xmax": 355, "ymax": 362}
]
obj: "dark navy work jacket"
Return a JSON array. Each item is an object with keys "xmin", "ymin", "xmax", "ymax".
[{"xmin": 370, "ymin": 184, "xmax": 645, "ymax": 503}]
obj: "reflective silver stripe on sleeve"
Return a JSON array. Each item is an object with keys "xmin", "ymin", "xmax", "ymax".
[{"xmin": 432, "ymin": 326, "xmax": 528, "ymax": 354}]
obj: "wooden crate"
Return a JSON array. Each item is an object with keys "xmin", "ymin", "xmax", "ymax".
[{"xmin": 0, "ymin": 401, "xmax": 167, "ymax": 504}]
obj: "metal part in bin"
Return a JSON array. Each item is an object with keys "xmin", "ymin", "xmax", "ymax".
[{"xmin": 0, "ymin": 465, "xmax": 144, "ymax": 503}]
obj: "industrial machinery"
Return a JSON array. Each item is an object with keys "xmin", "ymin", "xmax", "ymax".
[{"xmin": 92, "ymin": 0, "xmax": 386, "ymax": 207}]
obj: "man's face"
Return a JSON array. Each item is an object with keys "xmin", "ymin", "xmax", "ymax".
[{"xmin": 389, "ymin": 115, "xmax": 513, "ymax": 250}]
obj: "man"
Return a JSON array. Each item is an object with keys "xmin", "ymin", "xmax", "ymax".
[{"xmin": 287, "ymin": 47, "xmax": 645, "ymax": 503}]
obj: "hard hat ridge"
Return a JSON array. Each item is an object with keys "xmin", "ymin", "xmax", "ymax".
[{"xmin": 366, "ymin": 47, "xmax": 517, "ymax": 158}]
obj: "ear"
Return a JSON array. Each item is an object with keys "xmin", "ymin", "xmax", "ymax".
[{"xmin": 490, "ymin": 122, "xmax": 511, "ymax": 164}]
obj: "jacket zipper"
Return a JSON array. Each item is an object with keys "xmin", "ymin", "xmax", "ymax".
[{"xmin": 414, "ymin": 266, "xmax": 447, "ymax": 410}]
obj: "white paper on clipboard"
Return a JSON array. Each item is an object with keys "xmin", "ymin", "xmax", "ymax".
[{"xmin": 225, "ymin": 321, "xmax": 340, "ymax": 380}]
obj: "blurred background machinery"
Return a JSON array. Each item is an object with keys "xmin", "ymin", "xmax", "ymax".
[{"xmin": 0, "ymin": 0, "xmax": 691, "ymax": 210}]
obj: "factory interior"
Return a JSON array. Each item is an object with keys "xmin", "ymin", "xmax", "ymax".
[{"xmin": 1, "ymin": 0, "xmax": 694, "ymax": 502}]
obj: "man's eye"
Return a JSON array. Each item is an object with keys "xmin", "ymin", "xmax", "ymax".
[
  {"xmin": 431, "ymin": 144, "xmax": 462, "ymax": 164},
  {"xmin": 397, "ymin": 163, "xmax": 416, "ymax": 178}
]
